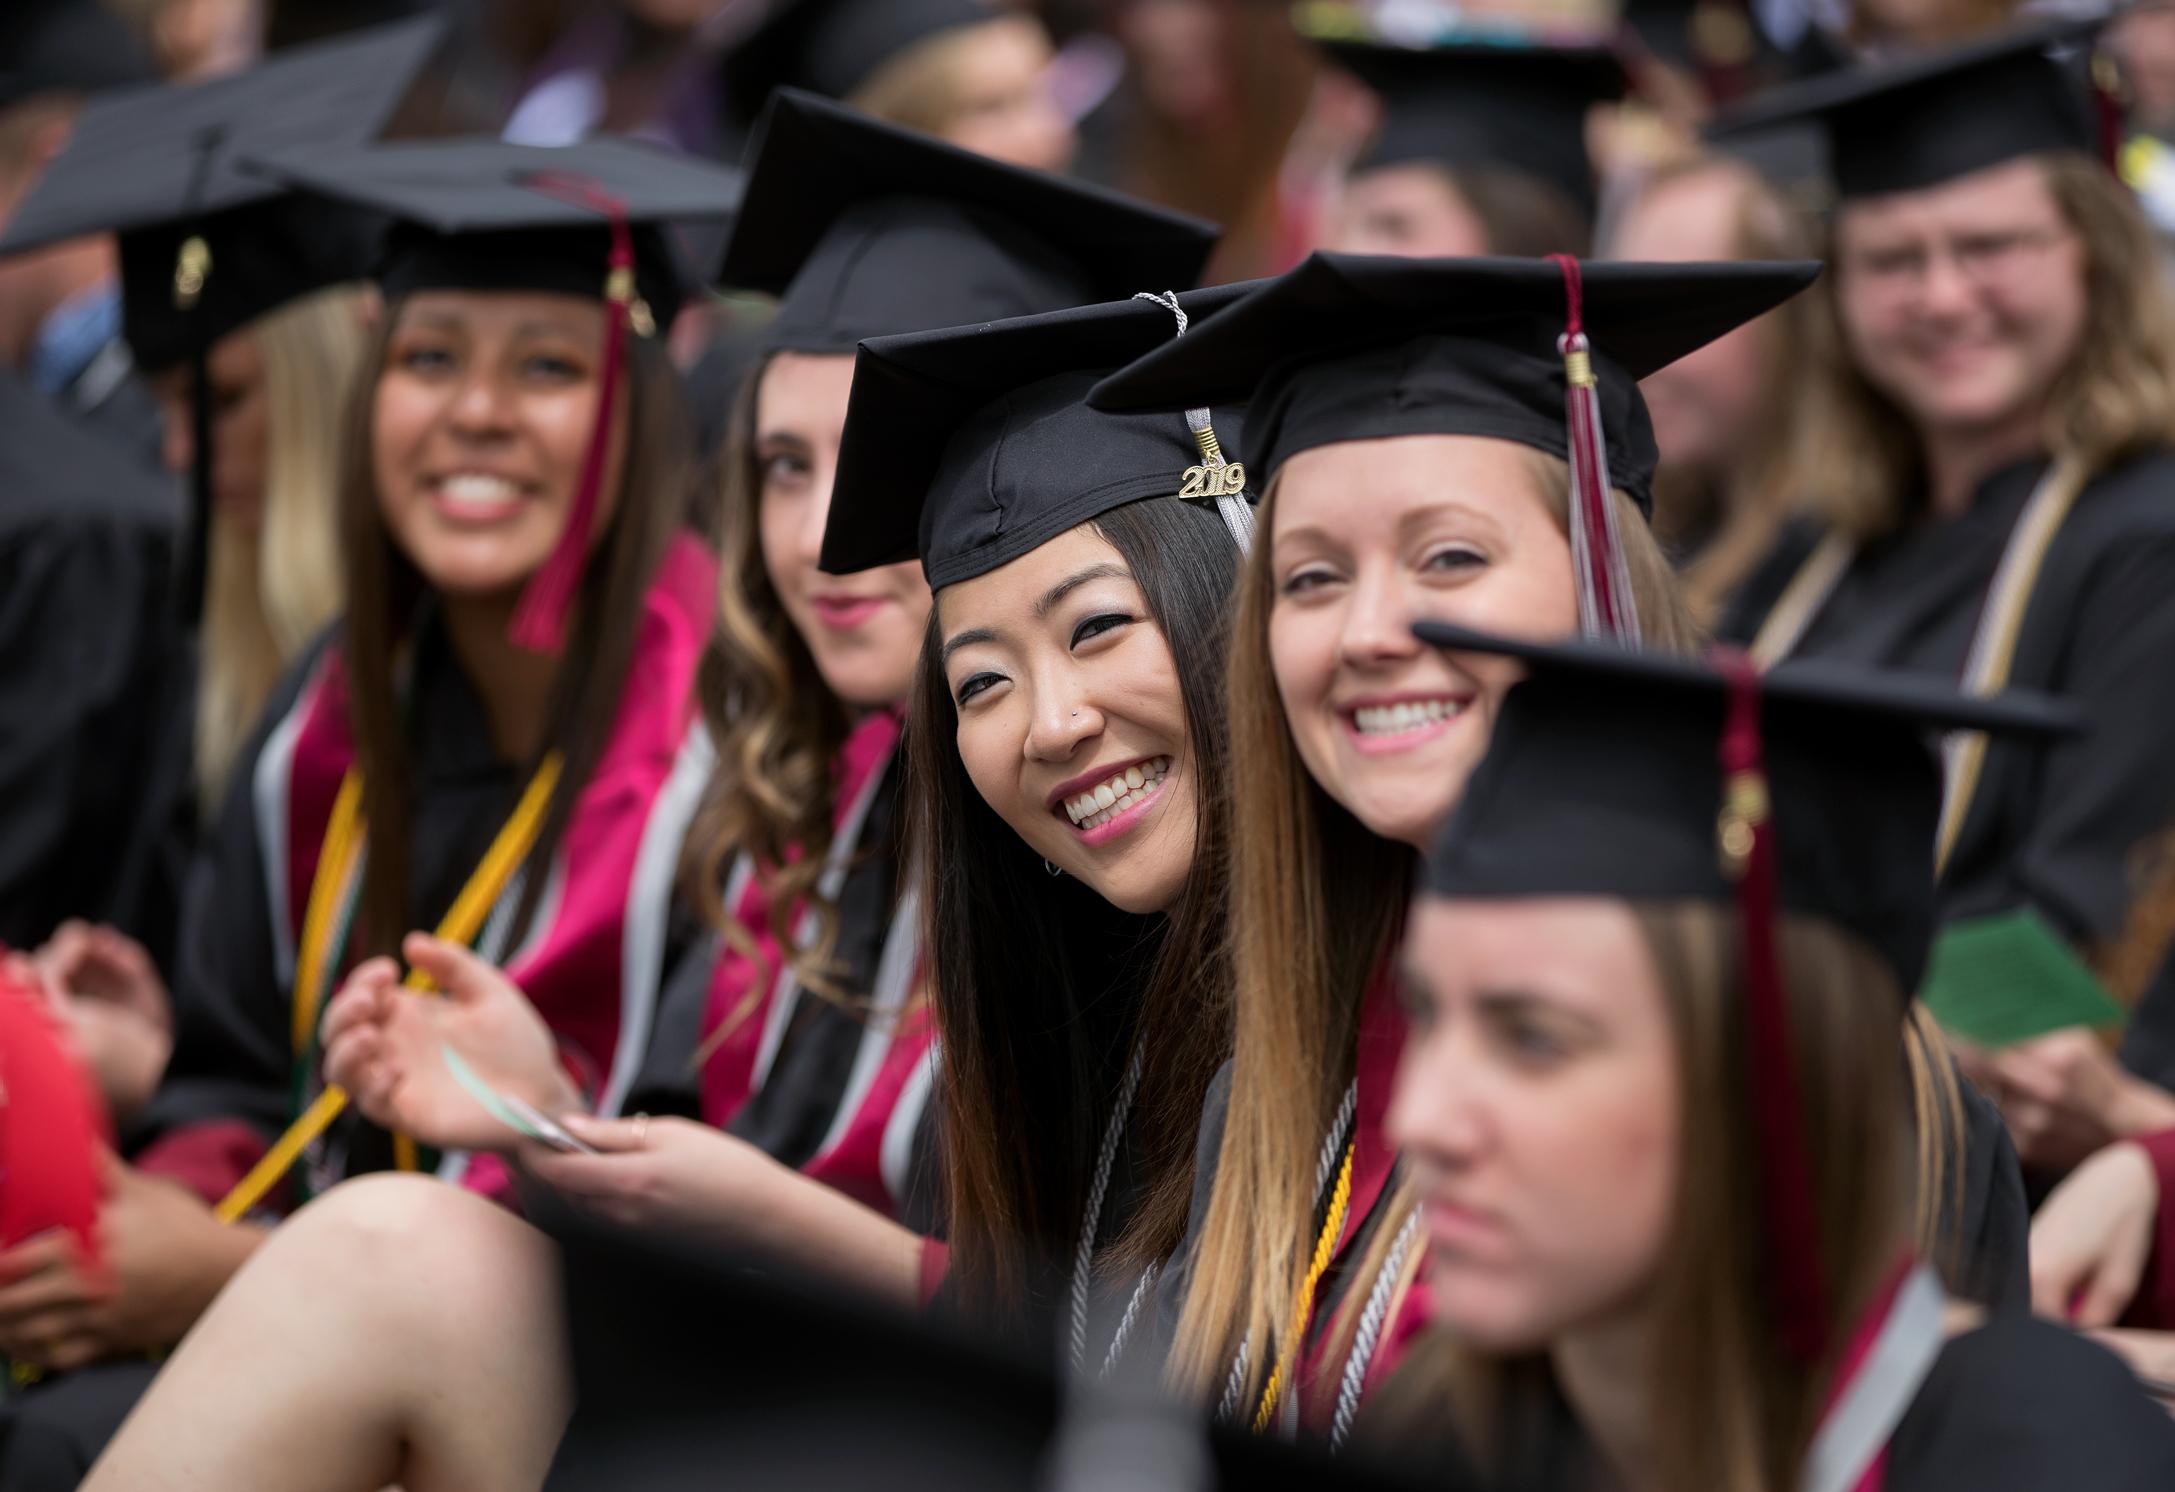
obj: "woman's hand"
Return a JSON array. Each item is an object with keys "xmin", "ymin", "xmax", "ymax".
[
  {"xmin": 34, "ymin": 922, "xmax": 171, "ymax": 1035},
  {"xmin": 522, "ymin": 1117, "xmax": 925, "ymax": 1304},
  {"xmin": 23, "ymin": 922, "xmax": 174, "ymax": 1124},
  {"xmin": 1990, "ymin": 1029, "xmax": 2175, "ymax": 1175},
  {"xmin": 0, "ymin": 1156, "xmax": 265, "ymax": 1371},
  {"xmin": 2030, "ymin": 1139, "xmax": 2162, "ymax": 1327},
  {"xmin": 321, "ymin": 934, "xmax": 581, "ymax": 1153},
  {"xmin": 519, "ymin": 1115, "xmax": 763, "ymax": 1242}
]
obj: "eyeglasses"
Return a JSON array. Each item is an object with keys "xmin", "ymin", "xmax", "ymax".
[{"xmin": 1841, "ymin": 225, "xmax": 2075, "ymax": 297}]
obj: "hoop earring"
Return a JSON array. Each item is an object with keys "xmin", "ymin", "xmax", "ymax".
[{"xmin": 1044, "ymin": 859, "xmax": 1064, "ymax": 878}]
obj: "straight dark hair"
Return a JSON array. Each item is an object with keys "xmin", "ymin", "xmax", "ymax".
[
  {"xmin": 911, "ymin": 496, "xmax": 1241, "ymax": 1324},
  {"xmin": 341, "ymin": 308, "xmax": 690, "ymax": 957}
]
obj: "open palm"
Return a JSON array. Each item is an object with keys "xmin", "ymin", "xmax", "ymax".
[{"xmin": 321, "ymin": 934, "xmax": 582, "ymax": 1153}]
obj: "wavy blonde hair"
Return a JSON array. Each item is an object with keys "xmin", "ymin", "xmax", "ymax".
[
  {"xmin": 1808, "ymin": 151, "xmax": 2175, "ymax": 541},
  {"xmin": 684, "ymin": 361, "xmax": 855, "ymax": 1043},
  {"xmin": 1166, "ymin": 449, "xmax": 1702, "ymax": 1406},
  {"xmin": 194, "ymin": 283, "xmax": 369, "ymax": 811}
]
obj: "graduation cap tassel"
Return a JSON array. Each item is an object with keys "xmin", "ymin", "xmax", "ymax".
[
  {"xmin": 1133, "ymin": 291, "xmax": 1255, "ymax": 554},
  {"xmin": 1546, "ymin": 255, "xmax": 1640, "ymax": 644},
  {"xmin": 507, "ymin": 175, "xmax": 645, "ymax": 655},
  {"xmin": 1715, "ymin": 648, "xmax": 1828, "ymax": 1364},
  {"xmin": 2093, "ymin": 50, "xmax": 2124, "ymax": 176}
]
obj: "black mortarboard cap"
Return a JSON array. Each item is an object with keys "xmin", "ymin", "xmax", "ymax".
[
  {"xmin": 719, "ymin": 89, "xmax": 1219, "ymax": 353},
  {"xmin": 1087, "ymin": 252, "xmax": 1818, "ymax": 513},
  {"xmin": 1314, "ymin": 33, "xmax": 1626, "ymax": 216},
  {"xmin": 0, "ymin": 16, "xmax": 441, "ymax": 630},
  {"xmin": 0, "ymin": 0, "xmax": 157, "ymax": 109},
  {"xmin": 717, "ymin": 0, "xmax": 998, "ymax": 131},
  {"xmin": 246, "ymin": 136, "xmax": 744, "ymax": 333},
  {"xmin": 821, "ymin": 283, "xmax": 1256, "ymax": 585},
  {"xmin": 1415, "ymin": 623, "xmax": 2079, "ymax": 994},
  {"xmin": 0, "ymin": 16, "xmax": 444, "ymax": 370},
  {"xmin": 1705, "ymin": 16, "xmax": 2108, "ymax": 200}
]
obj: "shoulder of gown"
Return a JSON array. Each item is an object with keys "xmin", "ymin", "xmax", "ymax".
[
  {"xmin": 1944, "ymin": 1069, "xmax": 2031, "ymax": 1313},
  {"xmin": 1710, "ymin": 513, "xmax": 1827, "ymax": 646},
  {"xmin": 1888, "ymin": 1314, "xmax": 2175, "ymax": 1489}
]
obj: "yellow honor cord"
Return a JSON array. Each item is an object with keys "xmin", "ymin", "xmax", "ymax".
[
  {"xmin": 214, "ymin": 753, "xmax": 566, "ymax": 1225},
  {"xmin": 1254, "ymin": 1142, "xmax": 1357, "ymax": 1433}
]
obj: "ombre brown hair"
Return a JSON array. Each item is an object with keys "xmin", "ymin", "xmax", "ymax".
[
  {"xmin": 1385, "ymin": 901, "xmax": 1918, "ymax": 1492},
  {"xmin": 1810, "ymin": 151, "xmax": 2175, "ymax": 541},
  {"xmin": 683, "ymin": 358, "xmax": 857, "ymax": 1020},
  {"xmin": 1166, "ymin": 446, "xmax": 1702, "ymax": 1404},
  {"xmin": 341, "ymin": 305, "xmax": 688, "ymax": 959}
]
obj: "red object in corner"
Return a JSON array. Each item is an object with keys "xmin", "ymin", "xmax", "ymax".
[{"xmin": 0, "ymin": 959, "xmax": 111, "ymax": 1268}]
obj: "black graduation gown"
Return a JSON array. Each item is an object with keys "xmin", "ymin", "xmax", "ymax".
[
  {"xmin": 132, "ymin": 624, "xmax": 534, "ymax": 1186},
  {"xmin": 0, "ymin": 371, "xmax": 187, "ymax": 963},
  {"xmin": 1472, "ymin": 1315, "xmax": 2175, "ymax": 1492},
  {"xmin": 1721, "ymin": 452, "xmax": 2175, "ymax": 944},
  {"xmin": 622, "ymin": 753, "xmax": 947, "ymax": 1236}
]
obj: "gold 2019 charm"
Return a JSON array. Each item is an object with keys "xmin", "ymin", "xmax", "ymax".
[{"xmin": 1179, "ymin": 462, "xmax": 1247, "ymax": 499}]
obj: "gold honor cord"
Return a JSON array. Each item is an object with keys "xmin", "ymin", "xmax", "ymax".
[
  {"xmin": 1934, "ymin": 457, "xmax": 2087, "ymax": 874},
  {"xmin": 1253, "ymin": 1141, "xmax": 1357, "ymax": 1434},
  {"xmin": 214, "ymin": 754, "xmax": 566, "ymax": 1225}
]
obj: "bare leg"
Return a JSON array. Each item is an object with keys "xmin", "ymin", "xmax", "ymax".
[{"xmin": 82, "ymin": 1174, "xmax": 568, "ymax": 1492}]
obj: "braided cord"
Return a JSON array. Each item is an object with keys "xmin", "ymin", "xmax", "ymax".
[
  {"xmin": 1253, "ymin": 1141, "xmax": 1356, "ymax": 1433},
  {"xmin": 1328, "ymin": 1206, "xmax": 1422, "ymax": 1451},
  {"xmin": 1070, "ymin": 1042, "xmax": 1148, "ymax": 1371}
]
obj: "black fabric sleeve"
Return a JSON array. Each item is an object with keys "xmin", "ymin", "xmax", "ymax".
[
  {"xmin": 0, "ymin": 514, "xmax": 180, "ymax": 955},
  {"xmin": 1890, "ymin": 1317, "xmax": 2175, "ymax": 1489},
  {"xmin": 1943, "ymin": 1073, "xmax": 2031, "ymax": 1313},
  {"xmin": 131, "ymin": 647, "xmax": 326, "ymax": 1154},
  {"xmin": 1943, "ymin": 534, "xmax": 2175, "ymax": 942}
]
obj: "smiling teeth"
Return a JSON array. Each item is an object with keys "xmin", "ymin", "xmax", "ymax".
[
  {"xmin": 438, "ymin": 473, "xmax": 520, "ymax": 506},
  {"xmin": 1353, "ymin": 700, "xmax": 1463, "ymax": 737},
  {"xmin": 1063, "ymin": 757, "xmax": 1172, "ymax": 827}
]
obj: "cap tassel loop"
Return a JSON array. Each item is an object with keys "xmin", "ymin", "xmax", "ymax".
[
  {"xmin": 507, "ymin": 174, "xmax": 644, "ymax": 655},
  {"xmin": 1133, "ymin": 291, "xmax": 1255, "ymax": 554},
  {"xmin": 1546, "ymin": 254, "xmax": 1640, "ymax": 644},
  {"xmin": 1715, "ymin": 647, "xmax": 1828, "ymax": 1364}
]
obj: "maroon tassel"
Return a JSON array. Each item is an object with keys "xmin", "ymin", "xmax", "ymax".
[
  {"xmin": 2094, "ymin": 51, "xmax": 2124, "ymax": 177},
  {"xmin": 1714, "ymin": 646, "xmax": 1828, "ymax": 1362},
  {"xmin": 1546, "ymin": 254, "xmax": 1640, "ymax": 643},
  {"xmin": 507, "ymin": 174, "xmax": 640, "ymax": 655}
]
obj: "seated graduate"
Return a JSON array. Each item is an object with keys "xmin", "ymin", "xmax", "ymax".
[
  {"xmin": 1087, "ymin": 252, "xmax": 2041, "ymax": 1445},
  {"xmin": 1710, "ymin": 24, "xmax": 2175, "ymax": 1179},
  {"xmin": 0, "ymin": 131, "xmax": 737, "ymax": 1483},
  {"xmin": 1381, "ymin": 623, "xmax": 2175, "ymax": 1490},
  {"xmin": 0, "ymin": 19, "xmax": 436, "ymax": 1043},
  {"xmin": 315, "ymin": 89, "xmax": 1220, "ymax": 1230},
  {"xmin": 75, "ymin": 286, "xmax": 1254, "ymax": 1492},
  {"xmin": 1302, "ymin": 16, "xmax": 1625, "ymax": 260}
]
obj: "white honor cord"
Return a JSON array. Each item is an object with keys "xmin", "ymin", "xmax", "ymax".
[
  {"xmin": 1132, "ymin": 291, "xmax": 1256, "ymax": 556},
  {"xmin": 1070, "ymin": 1042, "xmax": 1149, "ymax": 1373},
  {"xmin": 1327, "ymin": 1205, "xmax": 1422, "ymax": 1451},
  {"xmin": 1214, "ymin": 1080, "xmax": 1361, "ymax": 1422},
  {"xmin": 1802, "ymin": 1265, "xmax": 1947, "ymax": 1492}
]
